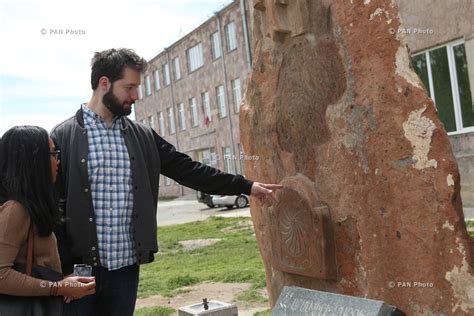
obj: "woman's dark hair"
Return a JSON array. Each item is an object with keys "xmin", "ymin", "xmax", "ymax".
[
  {"xmin": 0, "ymin": 126, "xmax": 58, "ymax": 236},
  {"xmin": 90, "ymin": 48, "xmax": 147, "ymax": 90}
]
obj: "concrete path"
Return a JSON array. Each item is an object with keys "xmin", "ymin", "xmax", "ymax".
[{"xmin": 156, "ymin": 197, "xmax": 250, "ymax": 227}]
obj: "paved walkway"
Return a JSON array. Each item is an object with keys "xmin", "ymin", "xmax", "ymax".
[
  {"xmin": 463, "ymin": 207, "xmax": 474, "ymax": 220},
  {"xmin": 156, "ymin": 197, "xmax": 250, "ymax": 227}
]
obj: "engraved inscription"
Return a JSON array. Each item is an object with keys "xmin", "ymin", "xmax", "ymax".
[{"xmin": 280, "ymin": 297, "xmax": 365, "ymax": 315}]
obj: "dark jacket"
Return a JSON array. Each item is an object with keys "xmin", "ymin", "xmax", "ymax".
[{"xmin": 51, "ymin": 108, "xmax": 253, "ymax": 274}]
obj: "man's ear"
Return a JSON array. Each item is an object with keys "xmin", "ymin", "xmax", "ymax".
[{"xmin": 98, "ymin": 76, "xmax": 110, "ymax": 92}]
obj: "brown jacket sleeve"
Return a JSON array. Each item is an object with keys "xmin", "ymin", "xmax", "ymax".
[{"xmin": 0, "ymin": 201, "xmax": 51, "ymax": 296}]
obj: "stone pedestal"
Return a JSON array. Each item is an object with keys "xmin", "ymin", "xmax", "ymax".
[{"xmin": 178, "ymin": 300, "xmax": 237, "ymax": 316}]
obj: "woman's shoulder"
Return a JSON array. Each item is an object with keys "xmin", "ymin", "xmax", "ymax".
[{"xmin": 0, "ymin": 200, "xmax": 30, "ymax": 224}]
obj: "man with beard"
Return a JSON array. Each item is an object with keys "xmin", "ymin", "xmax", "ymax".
[{"xmin": 50, "ymin": 48, "xmax": 281, "ymax": 315}]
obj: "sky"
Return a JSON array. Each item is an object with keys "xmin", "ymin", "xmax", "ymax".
[{"xmin": 0, "ymin": 0, "xmax": 232, "ymax": 136}]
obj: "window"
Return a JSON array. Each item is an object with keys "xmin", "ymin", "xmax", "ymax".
[
  {"xmin": 225, "ymin": 22, "xmax": 237, "ymax": 52},
  {"xmin": 197, "ymin": 149, "xmax": 213, "ymax": 165},
  {"xmin": 211, "ymin": 31, "xmax": 222, "ymax": 59},
  {"xmin": 167, "ymin": 107, "xmax": 176, "ymax": 134},
  {"xmin": 158, "ymin": 111, "xmax": 165, "ymax": 135},
  {"xmin": 140, "ymin": 119, "xmax": 146, "ymax": 124},
  {"xmin": 138, "ymin": 85, "xmax": 143, "ymax": 99},
  {"xmin": 189, "ymin": 97, "xmax": 198, "ymax": 127},
  {"xmin": 223, "ymin": 147, "xmax": 235, "ymax": 174},
  {"xmin": 153, "ymin": 70, "xmax": 160, "ymax": 90},
  {"xmin": 202, "ymin": 91, "xmax": 212, "ymax": 125},
  {"xmin": 187, "ymin": 43, "xmax": 204, "ymax": 72},
  {"xmin": 148, "ymin": 115, "xmax": 155, "ymax": 130},
  {"xmin": 144, "ymin": 75, "xmax": 151, "ymax": 96},
  {"xmin": 178, "ymin": 103, "xmax": 186, "ymax": 130},
  {"xmin": 412, "ymin": 41, "xmax": 473, "ymax": 133},
  {"xmin": 216, "ymin": 85, "xmax": 226, "ymax": 117},
  {"xmin": 231, "ymin": 78, "xmax": 242, "ymax": 113},
  {"xmin": 173, "ymin": 57, "xmax": 181, "ymax": 80},
  {"xmin": 165, "ymin": 176, "xmax": 171, "ymax": 186},
  {"xmin": 163, "ymin": 63, "xmax": 171, "ymax": 86}
]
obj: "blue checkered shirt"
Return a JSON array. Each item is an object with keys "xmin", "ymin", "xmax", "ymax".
[{"xmin": 83, "ymin": 105, "xmax": 136, "ymax": 270}]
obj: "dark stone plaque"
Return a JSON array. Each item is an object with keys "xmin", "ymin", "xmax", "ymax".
[
  {"xmin": 270, "ymin": 183, "xmax": 336, "ymax": 279},
  {"xmin": 272, "ymin": 287, "xmax": 405, "ymax": 316}
]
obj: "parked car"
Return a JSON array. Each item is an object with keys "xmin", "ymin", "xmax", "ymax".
[
  {"xmin": 211, "ymin": 194, "xmax": 249, "ymax": 209},
  {"xmin": 196, "ymin": 191, "xmax": 215, "ymax": 208}
]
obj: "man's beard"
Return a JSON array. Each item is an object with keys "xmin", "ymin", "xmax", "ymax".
[{"xmin": 102, "ymin": 84, "xmax": 132, "ymax": 117}]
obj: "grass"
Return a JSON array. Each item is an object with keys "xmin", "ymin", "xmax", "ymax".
[
  {"xmin": 138, "ymin": 216, "xmax": 266, "ymax": 300},
  {"xmin": 466, "ymin": 220, "xmax": 474, "ymax": 237},
  {"xmin": 134, "ymin": 306, "xmax": 175, "ymax": 316}
]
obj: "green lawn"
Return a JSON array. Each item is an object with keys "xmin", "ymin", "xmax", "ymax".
[
  {"xmin": 137, "ymin": 217, "xmax": 267, "ymax": 300},
  {"xmin": 466, "ymin": 220, "xmax": 474, "ymax": 237},
  {"xmin": 134, "ymin": 306, "xmax": 175, "ymax": 316}
]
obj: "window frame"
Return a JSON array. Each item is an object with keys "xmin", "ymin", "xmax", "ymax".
[
  {"xmin": 153, "ymin": 70, "xmax": 161, "ymax": 91},
  {"xmin": 231, "ymin": 78, "xmax": 241, "ymax": 113},
  {"xmin": 158, "ymin": 111, "xmax": 165, "ymax": 136},
  {"xmin": 178, "ymin": 102, "xmax": 186, "ymax": 131},
  {"xmin": 189, "ymin": 97, "xmax": 199, "ymax": 127},
  {"xmin": 173, "ymin": 57, "xmax": 181, "ymax": 80},
  {"xmin": 216, "ymin": 85, "xmax": 227, "ymax": 118},
  {"xmin": 202, "ymin": 91, "xmax": 212, "ymax": 124},
  {"xmin": 225, "ymin": 22, "xmax": 237, "ymax": 52},
  {"xmin": 167, "ymin": 107, "xmax": 176, "ymax": 134},
  {"xmin": 412, "ymin": 39, "xmax": 474, "ymax": 135},
  {"xmin": 144, "ymin": 75, "xmax": 152, "ymax": 96},
  {"xmin": 211, "ymin": 31, "xmax": 222, "ymax": 59},
  {"xmin": 163, "ymin": 63, "xmax": 171, "ymax": 86},
  {"xmin": 187, "ymin": 43, "xmax": 204, "ymax": 73}
]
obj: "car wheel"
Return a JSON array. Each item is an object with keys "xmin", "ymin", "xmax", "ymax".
[
  {"xmin": 235, "ymin": 196, "xmax": 248, "ymax": 208},
  {"xmin": 206, "ymin": 203, "xmax": 216, "ymax": 208}
]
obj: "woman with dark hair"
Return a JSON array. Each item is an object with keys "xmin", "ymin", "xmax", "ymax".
[{"xmin": 0, "ymin": 126, "xmax": 95, "ymax": 307}]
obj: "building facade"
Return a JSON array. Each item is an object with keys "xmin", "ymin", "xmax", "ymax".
[
  {"xmin": 136, "ymin": 0, "xmax": 474, "ymax": 204},
  {"xmin": 134, "ymin": 0, "xmax": 252, "ymax": 197},
  {"xmin": 396, "ymin": 0, "xmax": 474, "ymax": 207}
]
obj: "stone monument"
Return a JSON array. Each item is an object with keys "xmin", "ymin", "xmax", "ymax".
[{"xmin": 240, "ymin": 0, "xmax": 474, "ymax": 314}]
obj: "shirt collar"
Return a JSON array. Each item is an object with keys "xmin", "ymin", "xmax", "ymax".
[{"xmin": 82, "ymin": 103, "xmax": 121, "ymax": 128}]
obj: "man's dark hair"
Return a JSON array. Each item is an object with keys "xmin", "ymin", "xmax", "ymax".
[
  {"xmin": 90, "ymin": 48, "xmax": 147, "ymax": 90},
  {"xmin": 0, "ymin": 126, "xmax": 58, "ymax": 237}
]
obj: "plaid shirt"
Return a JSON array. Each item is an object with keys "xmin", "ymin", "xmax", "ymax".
[{"xmin": 83, "ymin": 105, "xmax": 136, "ymax": 270}]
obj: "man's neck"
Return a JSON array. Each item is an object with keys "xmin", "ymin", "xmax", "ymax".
[{"xmin": 86, "ymin": 96, "xmax": 115, "ymax": 126}]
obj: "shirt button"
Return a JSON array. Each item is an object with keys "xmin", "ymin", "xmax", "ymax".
[
  {"xmin": 93, "ymin": 257, "xmax": 97, "ymax": 261},
  {"xmin": 81, "ymin": 158, "xmax": 86, "ymax": 163},
  {"xmin": 92, "ymin": 246, "xmax": 96, "ymax": 251},
  {"xmin": 93, "ymin": 262, "xmax": 98, "ymax": 267},
  {"xmin": 84, "ymin": 188, "xmax": 89, "ymax": 193},
  {"xmin": 108, "ymin": 228, "xmax": 113, "ymax": 232},
  {"xmin": 109, "ymin": 186, "xmax": 113, "ymax": 191},
  {"xmin": 89, "ymin": 218, "xmax": 94, "ymax": 222},
  {"xmin": 109, "ymin": 208, "xmax": 113, "ymax": 211}
]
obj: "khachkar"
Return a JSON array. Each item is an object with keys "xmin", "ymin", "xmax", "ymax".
[{"xmin": 240, "ymin": 0, "xmax": 474, "ymax": 314}]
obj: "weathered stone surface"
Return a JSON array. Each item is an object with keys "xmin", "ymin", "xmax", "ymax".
[{"xmin": 240, "ymin": 0, "xmax": 474, "ymax": 314}]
